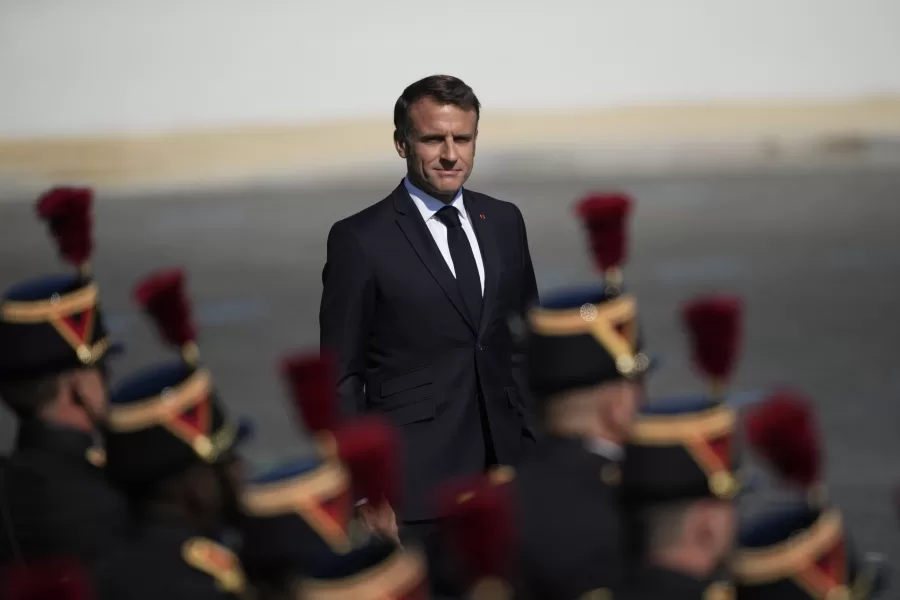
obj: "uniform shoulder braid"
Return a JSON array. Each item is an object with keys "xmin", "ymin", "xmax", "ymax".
[{"xmin": 181, "ymin": 537, "xmax": 246, "ymax": 595}]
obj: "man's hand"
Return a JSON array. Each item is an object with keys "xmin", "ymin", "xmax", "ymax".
[{"xmin": 359, "ymin": 501, "xmax": 400, "ymax": 544}]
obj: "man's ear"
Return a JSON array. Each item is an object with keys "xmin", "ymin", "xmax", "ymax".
[{"xmin": 394, "ymin": 131, "xmax": 407, "ymax": 159}]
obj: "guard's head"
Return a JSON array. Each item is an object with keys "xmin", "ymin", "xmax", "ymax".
[
  {"xmin": 732, "ymin": 501, "xmax": 890, "ymax": 600},
  {"xmin": 526, "ymin": 284, "xmax": 652, "ymax": 444},
  {"xmin": 239, "ymin": 456, "xmax": 353, "ymax": 590},
  {"xmin": 622, "ymin": 396, "xmax": 741, "ymax": 574},
  {"xmin": 0, "ymin": 368, "xmax": 107, "ymax": 432},
  {"xmin": 0, "ymin": 187, "xmax": 122, "ymax": 429},
  {"xmin": 527, "ymin": 191, "xmax": 653, "ymax": 443},
  {"xmin": 103, "ymin": 268, "xmax": 251, "ymax": 532},
  {"xmin": 638, "ymin": 497, "xmax": 737, "ymax": 572}
]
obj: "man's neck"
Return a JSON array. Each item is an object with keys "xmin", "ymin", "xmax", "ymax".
[
  {"xmin": 649, "ymin": 545, "xmax": 716, "ymax": 579},
  {"xmin": 405, "ymin": 174, "xmax": 459, "ymax": 205},
  {"xmin": 39, "ymin": 406, "xmax": 94, "ymax": 435}
]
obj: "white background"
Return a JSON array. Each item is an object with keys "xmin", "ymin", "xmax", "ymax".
[{"xmin": 2, "ymin": 0, "xmax": 899, "ymax": 138}]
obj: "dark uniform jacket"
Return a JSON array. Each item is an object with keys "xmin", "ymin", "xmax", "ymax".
[
  {"xmin": 0, "ymin": 419, "xmax": 130, "ymax": 565},
  {"xmin": 616, "ymin": 566, "xmax": 721, "ymax": 600},
  {"xmin": 513, "ymin": 435, "xmax": 626, "ymax": 600},
  {"xmin": 320, "ymin": 183, "xmax": 540, "ymax": 521},
  {"xmin": 95, "ymin": 523, "xmax": 246, "ymax": 600}
]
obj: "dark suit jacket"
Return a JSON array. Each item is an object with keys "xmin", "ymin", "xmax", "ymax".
[
  {"xmin": 513, "ymin": 436, "xmax": 627, "ymax": 600},
  {"xmin": 319, "ymin": 182, "xmax": 539, "ymax": 520}
]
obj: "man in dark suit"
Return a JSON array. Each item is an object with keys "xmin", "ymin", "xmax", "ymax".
[{"xmin": 319, "ymin": 74, "xmax": 539, "ymax": 586}]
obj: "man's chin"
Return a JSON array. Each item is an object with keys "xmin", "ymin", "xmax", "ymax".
[{"xmin": 429, "ymin": 174, "xmax": 466, "ymax": 193}]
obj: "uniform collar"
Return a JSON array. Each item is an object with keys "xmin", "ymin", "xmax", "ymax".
[
  {"xmin": 15, "ymin": 418, "xmax": 94, "ymax": 459},
  {"xmin": 628, "ymin": 566, "xmax": 714, "ymax": 599},
  {"xmin": 403, "ymin": 177, "xmax": 467, "ymax": 224}
]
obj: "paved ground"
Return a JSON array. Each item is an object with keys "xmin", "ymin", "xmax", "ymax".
[{"xmin": 2, "ymin": 162, "xmax": 899, "ymax": 582}]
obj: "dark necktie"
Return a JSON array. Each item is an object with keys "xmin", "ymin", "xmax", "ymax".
[{"xmin": 436, "ymin": 205, "xmax": 482, "ymax": 326}]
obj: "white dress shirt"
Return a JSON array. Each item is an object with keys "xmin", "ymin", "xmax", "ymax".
[{"xmin": 404, "ymin": 178, "xmax": 485, "ymax": 295}]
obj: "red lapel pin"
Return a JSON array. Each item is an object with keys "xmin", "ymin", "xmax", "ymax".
[{"xmin": 479, "ymin": 213, "xmax": 486, "ymax": 220}]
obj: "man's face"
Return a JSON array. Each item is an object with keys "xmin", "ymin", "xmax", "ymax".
[
  {"xmin": 695, "ymin": 500, "xmax": 737, "ymax": 564},
  {"xmin": 69, "ymin": 367, "xmax": 109, "ymax": 420},
  {"xmin": 395, "ymin": 96, "xmax": 477, "ymax": 199},
  {"xmin": 601, "ymin": 379, "xmax": 644, "ymax": 442}
]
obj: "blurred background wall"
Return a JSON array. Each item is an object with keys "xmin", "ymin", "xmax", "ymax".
[{"xmin": 2, "ymin": 0, "xmax": 900, "ymax": 190}]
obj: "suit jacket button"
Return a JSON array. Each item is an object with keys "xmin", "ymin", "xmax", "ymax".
[{"xmin": 477, "ymin": 344, "xmax": 483, "ymax": 351}]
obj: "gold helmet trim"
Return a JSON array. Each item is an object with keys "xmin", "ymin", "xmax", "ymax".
[
  {"xmin": 242, "ymin": 460, "xmax": 350, "ymax": 516},
  {"xmin": 1, "ymin": 282, "xmax": 98, "ymax": 323},
  {"xmin": 528, "ymin": 294, "xmax": 648, "ymax": 378},
  {"xmin": 298, "ymin": 547, "xmax": 427, "ymax": 600},
  {"xmin": 105, "ymin": 368, "xmax": 212, "ymax": 432},
  {"xmin": 731, "ymin": 508, "xmax": 843, "ymax": 584},
  {"xmin": 242, "ymin": 459, "xmax": 352, "ymax": 553},
  {"xmin": 630, "ymin": 403, "xmax": 735, "ymax": 444}
]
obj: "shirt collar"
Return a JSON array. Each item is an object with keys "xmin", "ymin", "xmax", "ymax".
[
  {"xmin": 404, "ymin": 177, "xmax": 467, "ymax": 224},
  {"xmin": 586, "ymin": 436, "xmax": 624, "ymax": 462}
]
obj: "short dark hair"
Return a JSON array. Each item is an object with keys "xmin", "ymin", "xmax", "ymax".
[
  {"xmin": 393, "ymin": 74, "xmax": 481, "ymax": 143},
  {"xmin": 0, "ymin": 374, "xmax": 61, "ymax": 418}
]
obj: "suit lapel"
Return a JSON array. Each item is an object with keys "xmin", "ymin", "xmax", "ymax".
[
  {"xmin": 466, "ymin": 191, "xmax": 501, "ymax": 337},
  {"xmin": 392, "ymin": 184, "xmax": 477, "ymax": 334}
]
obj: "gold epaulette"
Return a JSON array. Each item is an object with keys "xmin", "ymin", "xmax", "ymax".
[
  {"xmin": 182, "ymin": 537, "xmax": 246, "ymax": 595},
  {"xmin": 488, "ymin": 465, "xmax": 515, "ymax": 485},
  {"xmin": 85, "ymin": 446, "xmax": 106, "ymax": 467}
]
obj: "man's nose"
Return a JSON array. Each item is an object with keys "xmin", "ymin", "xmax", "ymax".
[{"xmin": 440, "ymin": 140, "xmax": 459, "ymax": 163}]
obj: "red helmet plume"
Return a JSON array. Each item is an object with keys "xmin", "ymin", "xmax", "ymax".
[
  {"xmin": 133, "ymin": 268, "xmax": 197, "ymax": 361},
  {"xmin": 574, "ymin": 192, "xmax": 633, "ymax": 274},
  {"xmin": 744, "ymin": 389, "xmax": 821, "ymax": 489},
  {"xmin": 36, "ymin": 186, "xmax": 94, "ymax": 271},
  {"xmin": 280, "ymin": 350, "xmax": 338, "ymax": 436},
  {"xmin": 681, "ymin": 294, "xmax": 742, "ymax": 398},
  {"xmin": 437, "ymin": 475, "xmax": 516, "ymax": 588},
  {"xmin": 335, "ymin": 416, "xmax": 400, "ymax": 510}
]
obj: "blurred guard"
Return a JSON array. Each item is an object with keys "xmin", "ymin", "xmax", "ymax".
[
  {"xmin": 734, "ymin": 391, "xmax": 890, "ymax": 600},
  {"xmin": 613, "ymin": 293, "xmax": 746, "ymax": 600},
  {"xmin": 291, "ymin": 414, "xmax": 427, "ymax": 600},
  {"xmin": 511, "ymin": 193, "xmax": 651, "ymax": 598},
  {"xmin": 0, "ymin": 187, "xmax": 128, "ymax": 565},
  {"xmin": 240, "ymin": 405, "xmax": 400, "ymax": 600},
  {"xmin": 617, "ymin": 397, "xmax": 739, "ymax": 600},
  {"xmin": 240, "ymin": 457, "xmax": 352, "ymax": 600},
  {"xmin": 95, "ymin": 269, "xmax": 251, "ymax": 600},
  {"xmin": 278, "ymin": 351, "xmax": 400, "ymax": 543}
]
